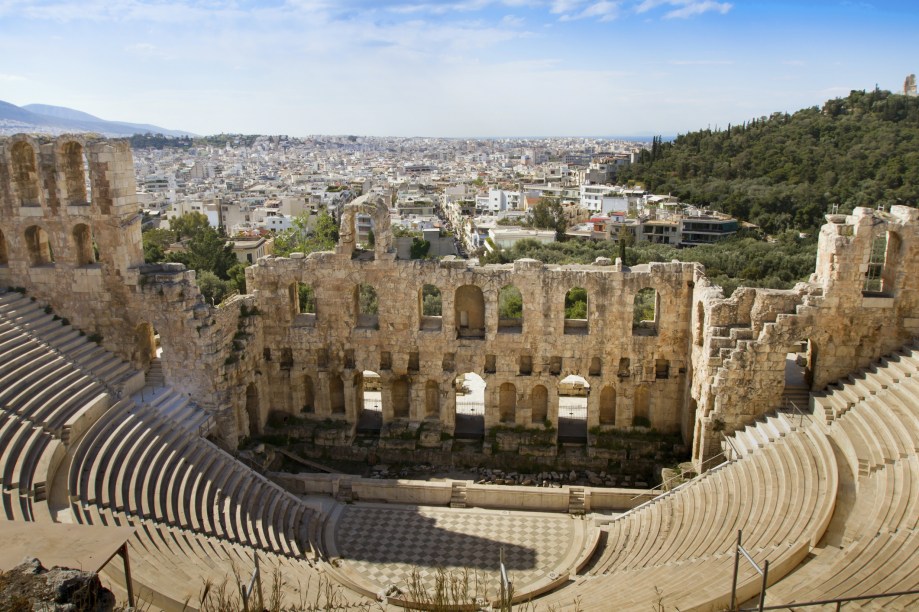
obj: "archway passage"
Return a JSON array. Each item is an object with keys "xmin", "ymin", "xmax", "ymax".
[
  {"xmin": 134, "ymin": 322, "xmax": 156, "ymax": 370},
  {"xmin": 245, "ymin": 383, "xmax": 261, "ymax": 436},
  {"xmin": 558, "ymin": 374, "xmax": 589, "ymax": 443},
  {"xmin": 783, "ymin": 339, "xmax": 816, "ymax": 408},
  {"xmin": 357, "ymin": 371, "xmax": 382, "ymax": 434},
  {"xmin": 454, "ymin": 372, "xmax": 485, "ymax": 439}
]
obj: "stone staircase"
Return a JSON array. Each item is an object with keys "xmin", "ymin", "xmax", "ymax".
[
  {"xmin": 0, "ymin": 291, "xmax": 144, "ymax": 398},
  {"xmin": 449, "ymin": 480, "xmax": 467, "ymax": 508},
  {"xmin": 568, "ymin": 486, "xmax": 586, "ymax": 515}
]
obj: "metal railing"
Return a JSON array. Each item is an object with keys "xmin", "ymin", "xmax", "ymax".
[
  {"xmin": 738, "ymin": 588, "xmax": 919, "ymax": 611},
  {"xmin": 779, "ymin": 398, "xmax": 810, "ymax": 430},
  {"xmin": 628, "ymin": 449, "xmax": 730, "ymax": 504},
  {"xmin": 730, "ymin": 529, "xmax": 770, "ymax": 612}
]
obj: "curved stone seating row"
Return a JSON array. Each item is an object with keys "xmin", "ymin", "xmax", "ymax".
[
  {"xmin": 765, "ymin": 347, "xmax": 919, "ymax": 608},
  {"xmin": 597, "ymin": 418, "xmax": 834, "ymax": 576},
  {"xmin": 0, "ymin": 411, "xmax": 64, "ymax": 522},
  {"xmin": 0, "ymin": 292, "xmax": 143, "ymax": 398},
  {"xmin": 77, "ymin": 505, "xmax": 352, "ymax": 611},
  {"xmin": 70, "ymin": 397, "xmax": 315, "ymax": 559}
]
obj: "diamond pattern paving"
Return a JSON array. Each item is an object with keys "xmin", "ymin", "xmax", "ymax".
[{"xmin": 332, "ymin": 504, "xmax": 576, "ymax": 594}]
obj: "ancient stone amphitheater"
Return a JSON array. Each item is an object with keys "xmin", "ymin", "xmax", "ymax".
[{"xmin": 0, "ymin": 134, "xmax": 918, "ymax": 610}]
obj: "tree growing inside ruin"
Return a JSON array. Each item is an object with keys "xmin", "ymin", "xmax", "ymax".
[{"xmin": 273, "ymin": 210, "xmax": 339, "ymax": 256}]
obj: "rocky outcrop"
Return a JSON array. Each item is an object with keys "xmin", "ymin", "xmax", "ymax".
[{"xmin": 0, "ymin": 558, "xmax": 115, "ymax": 612}]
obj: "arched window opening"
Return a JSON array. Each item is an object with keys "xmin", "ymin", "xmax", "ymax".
[
  {"xmin": 245, "ymin": 383, "xmax": 261, "ymax": 435},
  {"xmin": 302, "ymin": 375, "xmax": 315, "ymax": 413},
  {"xmin": 455, "ymin": 372, "xmax": 485, "ymax": 439},
  {"xmin": 425, "ymin": 380, "xmax": 440, "ymax": 419},
  {"xmin": 695, "ymin": 302, "xmax": 705, "ymax": 347},
  {"xmin": 329, "ymin": 375, "xmax": 346, "ymax": 415},
  {"xmin": 498, "ymin": 284, "xmax": 523, "ymax": 333},
  {"xmin": 564, "ymin": 287, "xmax": 588, "ymax": 335},
  {"xmin": 355, "ymin": 283, "xmax": 379, "ymax": 329},
  {"xmin": 25, "ymin": 226, "xmax": 53, "ymax": 266},
  {"xmin": 632, "ymin": 287, "xmax": 659, "ymax": 336},
  {"xmin": 392, "ymin": 377, "xmax": 410, "ymax": 419},
  {"xmin": 73, "ymin": 224, "xmax": 95, "ymax": 266},
  {"xmin": 633, "ymin": 386, "xmax": 650, "ymax": 427},
  {"xmin": 499, "ymin": 382, "xmax": 517, "ymax": 424},
  {"xmin": 298, "ymin": 283, "xmax": 316, "ymax": 314},
  {"xmin": 864, "ymin": 231, "xmax": 901, "ymax": 296},
  {"xmin": 531, "ymin": 384, "xmax": 548, "ymax": 425},
  {"xmin": 455, "ymin": 285, "xmax": 485, "ymax": 339},
  {"xmin": 62, "ymin": 141, "xmax": 89, "ymax": 205},
  {"xmin": 0, "ymin": 229, "xmax": 8, "ymax": 265},
  {"xmin": 599, "ymin": 386, "xmax": 617, "ymax": 425},
  {"xmin": 419, "ymin": 284, "xmax": 442, "ymax": 330},
  {"xmin": 11, "ymin": 141, "xmax": 40, "ymax": 208}
]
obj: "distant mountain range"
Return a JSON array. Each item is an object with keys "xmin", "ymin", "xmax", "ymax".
[{"xmin": 0, "ymin": 100, "xmax": 195, "ymax": 137}]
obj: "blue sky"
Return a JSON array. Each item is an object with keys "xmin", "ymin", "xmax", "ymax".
[{"xmin": 1, "ymin": 0, "xmax": 917, "ymax": 136}]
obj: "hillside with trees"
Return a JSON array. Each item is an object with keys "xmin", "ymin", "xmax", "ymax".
[{"xmin": 618, "ymin": 89, "xmax": 919, "ymax": 234}]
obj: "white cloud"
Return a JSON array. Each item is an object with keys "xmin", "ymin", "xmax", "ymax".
[
  {"xmin": 502, "ymin": 13, "xmax": 525, "ymax": 25},
  {"xmin": 0, "ymin": 73, "xmax": 26, "ymax": 82},
  {"xmin": 634, "ymin": 0, "xmax": 732, "ymax": 18},
  {"xmin": 557, "ymin": 0, "xmax": 621, "ymax": 21},
  {"xmin": 664, "ymin": 1, "xmax": 732, "ymax": 19}
]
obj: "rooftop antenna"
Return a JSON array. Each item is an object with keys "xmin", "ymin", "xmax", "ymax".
[{"xmin": 831, "ymin": 203, "xmax": 839, "ymax": 215}]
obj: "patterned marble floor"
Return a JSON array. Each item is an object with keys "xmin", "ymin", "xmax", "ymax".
[{"xmin": 327, "ymin": 503, "xmax": 581, "ymax": 597}]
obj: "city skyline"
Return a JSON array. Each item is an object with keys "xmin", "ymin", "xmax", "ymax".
[{"xmin": 1, "ymin": 0, "xmax": 918, "ymax": 137}]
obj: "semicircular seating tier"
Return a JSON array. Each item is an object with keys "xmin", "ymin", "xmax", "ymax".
[{"xmin": 0, "ymin": 289, "xmax": 359, "ymax": 609}]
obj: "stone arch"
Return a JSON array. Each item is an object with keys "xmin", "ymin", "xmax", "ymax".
[
  {"xmin": 72, "ymin": 223, "xmax": 95, "ymax": 266},
  {"xmin": 419, "ymin": 284, "xmax": 442, "ymax": 330},
  {"xmin": 424, "ymin": 380, "xmax": 440, "ymax": 419},
  {"xmin": 61, "ymin": 140, "xmax": 90, "ymax": 205},
  {"xmin": 599, "ymin": 385, "xmax": 617, "ymax": 425},
  {"xmin": 564, "ymin": 287, "xmax": 588, "ymax": 334},
  {"xmin": 455, "ymin": 285, "xmax": 485, "ymax": 338},
  {"xmin": 245, "ymin": 383, "xmax": 261, "ymax": 435},
  {"xmin": 392, "ymin": 377, "xmax": 410, "ymax": 419},
  {"xmin": 634, "ymin": 385, "xmax": 650, "ymax": 426},
  {"xmin": 24, "ymin": 225, "xmax": 53, "ymax": 265},
  {"xmin": 531, "ymin": 384, "xmax": 548, "ymax": 424},
  {"xmin": 498, "ymin": 284, "xmax": 523, "ymax": 333},
  {"xmin": 303, "ymin": 375, "xmax": 315, "ymax": 413},
  {"xmin": 329, "ymin": 374, "xmax": 345, "ymax": 415},
  {"xmin": 0, "ymin": 228, "xmax": 7, "ymax": 265},
  {"xmin": 499, "ymin": 382, "xmax": 517, "ymax": 423},
  {"xmin": 695, "ymin": 302, "xmax": 705, "ymax": 347},
  {"xmin": 337, "ymin": 194, "xmax": 393, "ymax": 258},
  {"xmin": 632, "ymin": 287, "xmax": 659, "ymax": 336},
  {"xmin": 10, "ymin": 141, "xmax": 40, "ymax": 208},
  {"xmin": 133, "ymin": 322, "xmax": 156, "ymax": 370}
]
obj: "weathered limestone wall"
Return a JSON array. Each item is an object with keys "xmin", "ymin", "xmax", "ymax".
[
  {"xmin": 0, "ymin": 135, "xmax": 147, "ymax": 369},
  {"xmin": 690, "ymin": 206, "xmax": 919, "ymax": 467},
  {"xmin": 247, "ymin": 199, "xmax": 697, "ymax": 443},
  {"xmin": 3, "ymin": 136, "xmax": 919, "ymax": 467}
]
